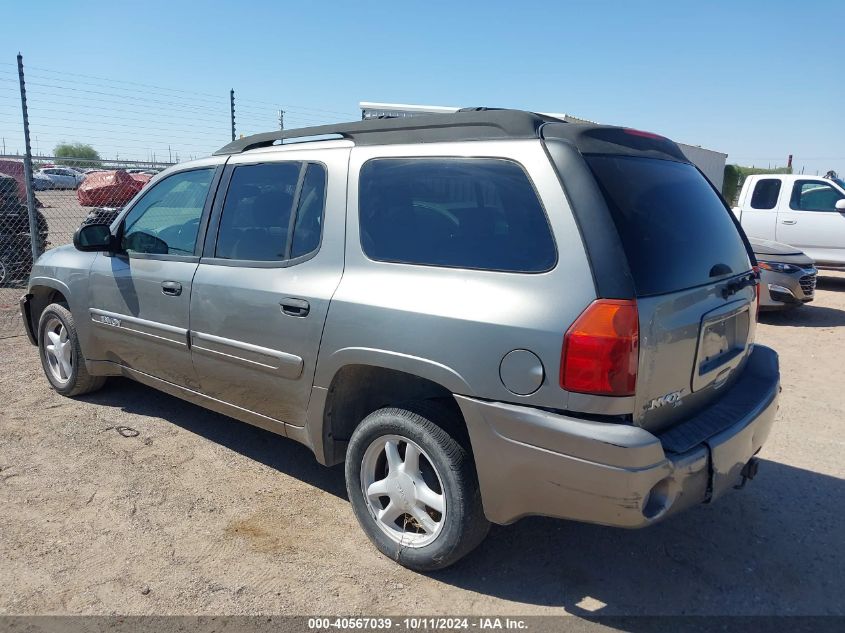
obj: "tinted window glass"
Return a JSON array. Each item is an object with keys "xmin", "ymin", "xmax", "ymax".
[
  {"xmin": 359, "ymin": 158, "xmax": 556, "ymax": 272},
  {"xmin": 790, "ymin": 181, "xmax": 844, "ymax": 211},
  {"xmin": 215, "ymin": 163, "xmax": 301, "ymax": 261},
  {"xmin": 586, "ymin": 156, "xmax": 750, "ymax": 296},
  {"xmin": 750, "ymin": 178, "xmax": 781, "ymax": 210},
  {"xmin": 290, "ymin": 163, "xmax": 327, "ymax": 258},
  {"xmin": 122, "ymin": 168, "xmax": 214, "ymax": 255}
]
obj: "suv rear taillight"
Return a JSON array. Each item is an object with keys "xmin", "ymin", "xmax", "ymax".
[{"xmin": 561, "ymin": 299, "xmax": 639, "ymax": 396}]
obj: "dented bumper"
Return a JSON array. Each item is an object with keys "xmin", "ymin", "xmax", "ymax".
[{"xmin": 456, "ymin": 345, "xmax": 780, "ymax": 527}]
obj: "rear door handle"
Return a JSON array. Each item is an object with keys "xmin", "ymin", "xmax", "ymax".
[
  {"xmin": 161, "ymin": 281, "xmax": 182, "ymax": 296},
  {"xmin": 280, "ymin": 298, "xmax": 310, "ymax": 317},
  {"xmin": 781, "ymin": 219, "xmax": 797, "ymax": 225}
]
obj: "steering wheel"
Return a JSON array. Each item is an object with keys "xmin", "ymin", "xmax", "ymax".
[{"xmin": 156, "ymin": 217, "xmax": 200, "ymax": 254}]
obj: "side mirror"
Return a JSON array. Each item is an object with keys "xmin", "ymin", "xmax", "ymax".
[
  {"xmin": 73, "ymin": 223, "xmax": 113, "ymax": 252},
  {"xmin": 835, "ymin": 199, "xmax": 845, "ymax": 211}
]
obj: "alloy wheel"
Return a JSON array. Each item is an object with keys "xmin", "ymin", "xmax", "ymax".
[
  {"xmin": 360, "ymin": 434, "xmax": 446, "ymax": 548},
  {"xmin": 43, "ymin": 316, "xmax": 73, "ymax": 385}
]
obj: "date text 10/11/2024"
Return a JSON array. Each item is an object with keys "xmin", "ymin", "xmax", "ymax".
[{"xmin": 307, "ymin": 617, "xmax": 529, "ymax": 631}]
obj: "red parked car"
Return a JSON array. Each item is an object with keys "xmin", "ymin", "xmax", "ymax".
[{"xmin": 77, "ymin": 170, "xmax": 151, "ymax": 207}]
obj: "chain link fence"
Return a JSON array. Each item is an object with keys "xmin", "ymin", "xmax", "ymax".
[
  {"xmin": 0, "ymin": 165, "xmax": 38, "ymax": 334},
  {"xmin": 0, "ymin": 156, "xmax": 174, "ymax": 336},
  {"xmin": 0, "ymin": 54, "xmax": 352, "ymax": 338}
]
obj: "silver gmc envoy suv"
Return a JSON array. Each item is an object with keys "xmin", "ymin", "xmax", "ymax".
[{"xmin": 21, "ymin": 110, "xmax": 780, "ymax": 570}]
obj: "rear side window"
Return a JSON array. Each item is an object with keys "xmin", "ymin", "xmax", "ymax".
[
  {"xmin": 750, "ymin": 178, "xmax": 781, "ymax": 210},
  {"xmin": 359, "ymin": 158, "xmax": 556, "ymax": 272},
  {"xmin": 215, "ymin": 162, "xmax": 327, "ymax": 262},
  {"xmin": 586, "ymin": 155, "xmax": 750, "ymax": 296}
]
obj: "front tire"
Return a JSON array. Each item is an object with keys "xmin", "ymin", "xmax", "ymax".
[
  {"xmin": 37, "ymin": 303, "xmax": 106, "ymax": 396},
  {"xmin": 345, "ymin": 405, "xmax": 490, "ymax": 571}
]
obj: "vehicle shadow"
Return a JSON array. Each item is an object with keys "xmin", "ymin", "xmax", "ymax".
[
  {"xmin": 432, "ymin": 459, "xmax": 844, "ymax": 616},
  {"xmin": 816, "ymin": 274, "xmax": 845, "ymax": 292},
  {"xmin": 78, "ymin": 379, "xmax": 844, "ymax": 616},
  {"xmin": 79, "ymin": 377, "xmax": 347, "ymax": 499},
  {"xmin": 758, "ymin": 304, "xmax": 845, "ymax": 327}
]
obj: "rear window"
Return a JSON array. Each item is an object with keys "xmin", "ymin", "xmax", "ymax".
[
  {"xmin": 750, "ymin": 178, "xmax": 781, "ymax": 210},
  {"xmin": 359, "ymin": 158, "xmax": 556, "ymax": 273},
  {"xmin": 586, "ymin": 155, "xmax": 750, "ymax": 296}
]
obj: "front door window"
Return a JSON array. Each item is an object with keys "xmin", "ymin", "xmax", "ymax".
[
  {"xmin": 121, "ymin": 168, "xmax": 214, "ymax": 255},
  {"xmin": 790, "ymin": 181, "xmax": 845, "ymax": 212}
]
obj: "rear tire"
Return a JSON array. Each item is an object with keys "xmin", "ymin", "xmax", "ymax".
[
  {"xmin": 345, "ymin": 405, "xmax": 490, "ymax": 571},
  {"xmin": 37, "ymin": 303, "xmax": 106, "ymax": 397}
]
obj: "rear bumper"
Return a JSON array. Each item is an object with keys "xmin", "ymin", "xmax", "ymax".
[{"xmin": 457, "ymin": 345, "xmax": 780, "ymax": 527}]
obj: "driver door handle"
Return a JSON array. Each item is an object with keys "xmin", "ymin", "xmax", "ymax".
[
  {"xmin": 280, "ymin": 298, "xmax": 310, "ymax": 317},
  {"xmin": 781, "ymin": 219, "xmax": 797, "ymax": 225},
  {"xmin": 161, "ymin": 281, "xmax": 182, "ymax": 296}
]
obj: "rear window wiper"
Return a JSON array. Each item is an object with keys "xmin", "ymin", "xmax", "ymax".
[{"xmin": 721, "ymin": 270, "xmax": 758, "ymax": 299}]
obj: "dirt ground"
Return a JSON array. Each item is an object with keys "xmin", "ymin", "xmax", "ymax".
[
  {"xmin": 1, "ymin": 274, "xmax": 843, "ymax": 617},
  {"xmin": 37, "ymin": 189, "xmax": 91, "ymax": 249}
]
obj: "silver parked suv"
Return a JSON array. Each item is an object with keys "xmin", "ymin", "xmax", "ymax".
[{"xmin": 21, "ymin": 111, "xmax": 780, "ymax": 570}]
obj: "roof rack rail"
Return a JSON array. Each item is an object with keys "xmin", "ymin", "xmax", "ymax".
[{"xmin": 214, "ymin": 109, "xmax": 564, "ymax": 155}]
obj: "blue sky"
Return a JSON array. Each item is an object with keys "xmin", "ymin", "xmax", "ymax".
[{"xmin": 1, "ymin": 0, "xmax": 842, "ymax": 175}]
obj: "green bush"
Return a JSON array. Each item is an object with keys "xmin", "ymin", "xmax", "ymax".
[
  {"xmin": 722, "ymin": 164, "xmax": 792, "ymax": 205},
  {"xmin": 53, "ymin": 143, "xmax": 101, "ymax": 169}
]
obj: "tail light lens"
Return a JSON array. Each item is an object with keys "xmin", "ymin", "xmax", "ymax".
[
  {"xmin": 561, "ymin": 299, "xmax": 639, "ymax": 396},
  {"xmin": 753, "ymin": 265, "xmax": 761, "ymax": 317}
]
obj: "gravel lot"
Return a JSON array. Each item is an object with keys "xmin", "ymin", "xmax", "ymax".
[
  {"xmin": 37, "ymin": 189, "xmax": 92, "ymax": 247},
  {"xmin": 1, "ymin": 274, "xmax": 843, "ymax": 616}
]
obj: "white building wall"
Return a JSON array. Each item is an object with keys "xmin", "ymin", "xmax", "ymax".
[{"xmin": 678, "ymin": 143, "xmax": 727, "ymax": 191}]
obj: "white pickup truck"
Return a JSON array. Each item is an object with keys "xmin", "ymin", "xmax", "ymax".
[{"xmin": 734, "ymin": 174, "xmax": 845, "ymax": 268}]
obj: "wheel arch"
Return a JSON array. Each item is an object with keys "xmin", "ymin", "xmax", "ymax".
[
  {"xmin": 309, "ymin": 350, "xmax": 473, "ymax": 466},
  {"xmin": 23, "ymin": 278, "xmax": 71, "ymax": 344}
]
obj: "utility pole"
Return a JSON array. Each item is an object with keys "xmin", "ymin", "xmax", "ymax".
[
  {"xmin": 279, "ymin": 109, "xmax": 285, "ymax": 130},
  {"xmin": 230, "ymin": 89, "xmax": 236, "ymax": 141},
  {"xmin": 17, "ymin": 53, "xmax": 41, "ymax": 261}
]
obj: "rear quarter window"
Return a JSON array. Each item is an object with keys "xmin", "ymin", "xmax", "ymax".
[
  {"xmin": 586, "ymin": 155, "xmax": 751, "ymax": 296},
  {"xmin": 750, "ymin": 178, "xmax": 781, "ymax": 210},
  {"xmin": 358, "ymin": 158, "xmax": 556, "ymax": 273}
]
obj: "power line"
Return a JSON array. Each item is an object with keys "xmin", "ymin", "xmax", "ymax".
[
  {"xmin": 0, "ymin": 89, "xmax": 348, "ymax": 126},
  {"xmin": 2, "ymin": 106, "xmax": 337, "ymax": 141},
  {"xmin": 7, "ymin": 64, "xmax": 356, "ymax": 118},
  {"xmin": 1, "ymin": 58, "xmax": 360, "ymax": 163},
  {"xmin": 733, "ymin": 156, "xmax": 845, "ymax": 161},
  {"xmin": 0, "ymin": 78, "xmax": 237, "ymax": 115},
  {"xmin": 18, "ymin": 71, "xmax": 355, "ymax": 121}
]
